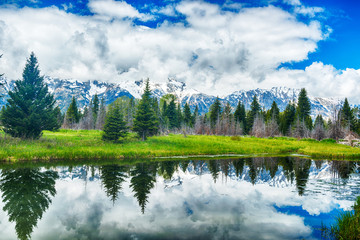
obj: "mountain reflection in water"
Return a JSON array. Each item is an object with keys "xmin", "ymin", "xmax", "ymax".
[{"xmin": 0, "ymin": 157, "xmax": 359, "ymax": 240}]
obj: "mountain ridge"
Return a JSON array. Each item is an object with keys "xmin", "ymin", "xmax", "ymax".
[{"xmin": 0, "ymin": 77, "xmax": 343, "ymax": 119}]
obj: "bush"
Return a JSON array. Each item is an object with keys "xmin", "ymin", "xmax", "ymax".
[{"xmin": 321, "ymin": 138, "xmax": 337, "ymax": 144}]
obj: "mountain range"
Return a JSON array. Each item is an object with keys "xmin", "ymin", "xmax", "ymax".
[{"xmin": 0, "ymin": 76, "xmax": 343, "ymax": 119}]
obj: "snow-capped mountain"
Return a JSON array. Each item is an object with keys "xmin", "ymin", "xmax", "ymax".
[{"xmin": 0, "ymin": 76, "xmax": 343, "ymax": 118}]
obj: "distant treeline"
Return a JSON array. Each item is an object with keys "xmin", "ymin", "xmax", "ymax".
[
  {"xmin": 62, "ymin": 80, "xmax": 357, "ymax": 142},
  {"xmin": 0, "ymin": 53, "xmax": 357, "ymax": 142}
]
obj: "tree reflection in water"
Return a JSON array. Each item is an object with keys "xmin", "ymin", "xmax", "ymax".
[{"xmin": 0, "ymin": 168, "xmax": 58, "ymax": 240}]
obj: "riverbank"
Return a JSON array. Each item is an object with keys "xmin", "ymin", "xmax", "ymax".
[{"xmin": 0, "ymin": 129, "xmax": 359, "ymax": 162}]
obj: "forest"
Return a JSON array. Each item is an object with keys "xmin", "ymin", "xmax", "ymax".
[{"xmin": 0, "ymin": 53, "xmax": 359, "ymax": 145}]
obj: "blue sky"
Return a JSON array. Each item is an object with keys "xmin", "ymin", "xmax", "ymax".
[{"xmin": 0, "ymin": 0, "xmax": 360, "ymax": 101}]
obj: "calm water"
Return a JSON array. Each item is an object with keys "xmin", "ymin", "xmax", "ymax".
[{"xmin": 0, "ymin": 157, "xmax": 359, "ymax": 240}]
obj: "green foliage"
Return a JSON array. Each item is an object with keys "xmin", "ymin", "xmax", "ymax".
[
  {"xmin": 100, "ymin": 164, "xmax": 128, "ymax": 203},
  {"xmin": 1, "ymin": 53, "xmax": 60, "ymax": 139},
  {"xmin": 341, "ymin": 98, "xmax": 356, "ymax": 131},
  {"xmin": 322, "ymin": 196, "xmax": 360, "ymax": 240},
  {"xmin": 130, "ymin": 163, "xmax": 156, "ymax": 213},
  {"xmin": 280, "ymin": 101, "xmax": 296, "ymax": 135},
  {"xmin": 166, "ymin": 98, "xmax": 177, "ymax": 129},
  {"xmin": 102, "ymin": 104, "xmax": 128, "ymax": 142},
  {"xmin": 133, "ymin": 79, "xmax": 159, "ymax": 140},
  {"xmin": 267, "ymin": 101, "xmax": 280, "ymax": 124},
  {"xmin": 209, "ymin": 97, "xmax": 222, "ymax": 128},
  {"xmin": 183, "ymin": 102, "xmax": 192, "ymax": 127},
  {"xmin": 234, "ymin": 101, "xmax": 247, "ymax": 133},
  {"xmin": 92, "ymin": 94, "xmax": 99, "ymax": 116},
  {"xmin": 246, "ymin": 95, "xmax": 261, "ymax": 133},
  {"xmin": 296, "ymin": 88, "xmax": 311, "ymax": 120},
  {"xmin": 66, "ymin": 97, "xmax": 80, "ymax": 124},
  {"xmin": 0, "ymin": 168, "xmax": 58, "ymax": 240},
  {"xmin": 321, "ymin": 138, "xmax": 337, "ymax": 144}
]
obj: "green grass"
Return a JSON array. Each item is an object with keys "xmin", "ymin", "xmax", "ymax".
[
  {"xmin": 0, "ymin": 129, "xmax": 360, "ymax": 162},
  {"xmin": 321, "ymin": 196, "xmax": 360, "ymax": 240}
]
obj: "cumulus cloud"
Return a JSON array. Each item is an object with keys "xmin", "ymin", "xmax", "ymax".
[
  {"xmin": 0, "ymin": 0, "xmax": 355, "ymax": 101},
  {"xmin": 88, "ymin": 0, "xmax": 154, "ymax": 21}
]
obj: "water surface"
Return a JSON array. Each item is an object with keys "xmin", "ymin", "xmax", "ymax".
[{"xmin": 0, "ymin": 157, "xmax": 359, "ymax": 240}]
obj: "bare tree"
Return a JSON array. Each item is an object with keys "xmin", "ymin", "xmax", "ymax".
[
  {"xmin": 79, "ymin": 106, "xmax": 95, "ymax": 130},
  {"xmin": 328, "ymin": 106, "xmax": 346, "ymax": 141},
  {"xmin": 291, "ymin": 117, "xmax": 310, "ymax": 139},
  {"xmin": 95, "ymin": 99, "xmax": 106, "ymax": 130},
  {"xmin": 251, "ymin": 114, "xmax": 266, "ymax": 138},
  {"xmin": 265, "ymin": 115, "xmax": 280, "ymax": 137},
  {"xmin": 312, "ymin": 120, "xmax": 326, "ymax": 141}
]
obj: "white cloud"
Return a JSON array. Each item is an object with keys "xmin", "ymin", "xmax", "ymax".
[
  {"xmin": 2, "ymin": 0, "xmax": 355, "ymax": 101},
  {"xmin": 88, "ymin": 0, "xmax": 154, "ymax": 21}
]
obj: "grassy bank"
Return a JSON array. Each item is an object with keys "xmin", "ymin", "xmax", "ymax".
[{"xmin": 0, "ymin": 130, "xmax": 360, "ymax": 162}]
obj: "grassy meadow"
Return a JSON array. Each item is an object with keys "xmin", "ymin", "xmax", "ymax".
[{"xmin": 0, "ymin": 129, "xmax": 360, "ymax": 162}]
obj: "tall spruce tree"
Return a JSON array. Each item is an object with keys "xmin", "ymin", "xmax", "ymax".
[
  {"xmin": 166, "ymin": 98, "xmax": 177, "ymax": 129},
  {"xmin": 102, "ymin": 104, "xmax": 127, "ymax": 142},
  {"xmin": 209, "ymin": 97, "xmax": 222, "ymax": 128},
  {"xmin": 92, "ymin": 94, "xmax": 99, "ymax": 117},
  {"xmin": 133, "ymin": 79, "xmax": 159, "ymax": 140},
  {"xmin": 1, "ymin": 53, "xmax": 60, "ymax": 139},
  {"xmin": 268, "ymin": 101, "xmax": 280, "ymax": 124},
  {"xmin": 296, "ymin": 88, "xmax": 312, "ymax": 130},
  {"xmin": 234, "ymin": 101, "xmax": 247, "ymax": 133},
  {"xmin": 280, "ymin": 101, "xmax": 296, "ymax": 135},
  {"xmin": 341, "ymin": 98, "xmax": 355, "ymax": 131},
  {"xmin": 183, "ymin": 102, "xmax": 192, "ymax": 127},
  {"xmin": 246, "ymin": 95, "xmax": 261, "ymax": 133},
  {"xmin": 65, "ymin": 97, "xmax": 80, "ymax": 125}
]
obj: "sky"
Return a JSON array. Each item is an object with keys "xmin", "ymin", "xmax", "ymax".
[{"xmin": 0, "ymin": 0, "xmax": 360, "ymax": 102}]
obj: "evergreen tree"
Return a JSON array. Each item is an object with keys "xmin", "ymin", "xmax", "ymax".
[
  {"xmin": 280, "ymin": 101, "xmax": 296, "ymax": 135},
  {"xmin": 100, "ymin": 164, "xmax": 128, "ymax": 204},
  {"xmin": 166, "ymin": 98, "xmax": 177, "ymax": 129},
  {"xmin": 65, "ymin": 97, "xmax": 80, "ymax": 124},
  {"xmin": 209, "ymin": 97, "xmax": 222, "ymax": 128},
  {"xmin": 92, "ymin": 94, "xmax": 99, "ymax": 117},
  {"xmin": 1, "ymin": 53, "xmax": 60, "ymax": 139},
  {"xmin": 341, "ymin": 98, "xmax": 355, "ymax": 131},
  {"xmin": 133, "ymin": 79, "xmax": 159, "ymax": 140},
  {"xmin": 296, "ymin": 88, "xmax": 311, "ymax": 126},
  {"xmin": 0, "ymin": 168, "xmax": 58, "ymax": 240},
  {"xmin": 246, "ymin": 95, "xmax": 261, "ymax": 133},
  {"xmin": 183, "ymin": 102, "xmax": 192, "ymax": 127},
  {"xmin": 130, "ymin": 163, "xmax": 156, "ymax": 214},
  {"xmin": 268, "ymin": 101, "xmax": 280, "ymax": 124},
  {"xmin": 234, "ymin": 101, "xmax": 247, "ymax": 133},
  {"xmin": 102, "ymin": 104, "xmax": 127, "ymax": 142}
]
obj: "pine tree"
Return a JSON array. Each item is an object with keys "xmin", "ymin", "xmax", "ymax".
[
  {"xmin": 65, "ymin": 97, "xmax": 80, "ymax": 125},
  {"xmin": 247, "ymin": 95, "xmax": 261, "ymax": 133},
  {"xmin": 133, "ymin": 79, "xmax": 159, "ymax": 140},
  {"xmin": 183, "ymin": 102, "xmax": 192, "ymax": 127},
  {"xmin": 176, "ymin": 103, "xmax": 183, "ymax": 128},
  {"xmin": 209, "ymin": 97, "xmax": 222, "ymax": 128},
  {"xmin": 268, "ymin": 101, "xmax": 280, "ymax": 124},
  {"xmin": 102, "ymin": 104, "xmax": 127, "ymax": 142},
  {"xmin": 234, "ymin": 101, "xmax": 246, "ymax": 133},
  {"xmin": 92, "ymin": 94, "xmax": 99, "ymax": 117},
  {"xmin": 341, "ymin": 98, "xmax": 355, "ymax": 131},
  {"xmin": 280, "ymin": 101, "xmax": 296, "ymax": 135},
  {"xmin": 296, "ymin": 88, "xmax": 311, "ymax": 121},
  {"xmin": 1, "ymin": 53, "xmax": 60, "ymax": 139},
  {"xmin": 166, "ymin": 98, "xmax": 177, "ymax": 129}
]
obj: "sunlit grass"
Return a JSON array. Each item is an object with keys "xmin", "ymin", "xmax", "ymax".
[{"xmin": 0, "ymin": 130, "xmax": 359, "ymax": 161}]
